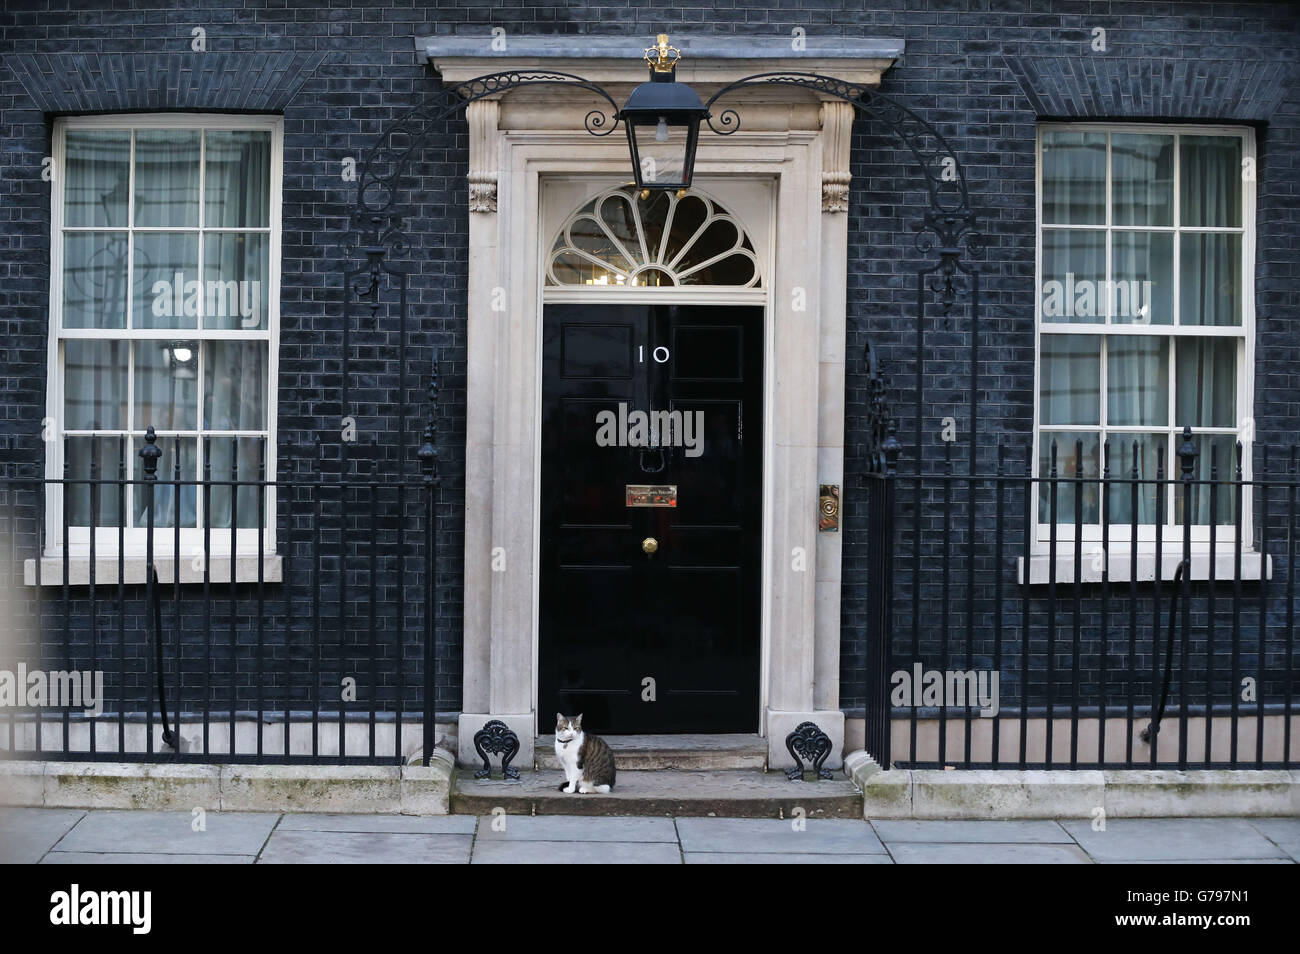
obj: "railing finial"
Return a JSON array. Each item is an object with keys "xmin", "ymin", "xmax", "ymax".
[
  {"xmin": 139, "ymin": 425, "xmax": 161, "ymax": 478},
  {"xmin": 1177, "ymin": 424, "xmax": 1198, "ymax": 478}
]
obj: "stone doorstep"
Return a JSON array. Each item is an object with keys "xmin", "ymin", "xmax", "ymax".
[
  {"xmin": 844, "ymin": 751, "xmax": 1300, "ymax": 819},
  {"xmin": 533, "ymin": 733, "xmax": 768, "ymax": 772},
  {"xmin": 451, "ymin": 768, "xmax": 864, "ymax": 818},
  {"xmin": 0, "ymin": 751, "xmax": 457, "ymax": 815}
]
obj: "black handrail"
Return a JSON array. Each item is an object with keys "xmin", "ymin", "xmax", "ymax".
[
  {"xmin": 149, "ymin": 565, "xmax": 176, "ymax": 751},
  {"xmin": 1141, "ymin": 558, "xmax": 1189, "ymax": 744}
]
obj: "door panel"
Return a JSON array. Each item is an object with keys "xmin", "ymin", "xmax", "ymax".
[{"xmin": 539, "ymin": 303, "xmax": 763, "ymax": 733}]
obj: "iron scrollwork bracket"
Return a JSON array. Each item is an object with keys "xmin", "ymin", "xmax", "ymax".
[
  {"xmin": 473, "ymin": 719, "xmax": 521, "ymax": 780},
  {"xmin": 785, "ymin": 721, "xmax": 834, "ymax": 781},
  {"xmin": 703, "ymin": 72, "xmax": 982, "ymax": 316}
]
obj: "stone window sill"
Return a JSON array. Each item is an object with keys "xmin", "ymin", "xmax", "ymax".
[
  {"xmin": 23, "ymin": 554, "xmax": 284, "ymax": 587},
  {"xmin": 1018, "ymin": 549, "xmax": 1270, "ymax": 586}
]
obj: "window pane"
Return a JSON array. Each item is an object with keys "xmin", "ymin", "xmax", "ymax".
[
  {"xmin": 1041, "ymin": 230, "xmax": 1105, "ymax": 323},
  {"xmin": 1111, "ymin": 231, "xmax": 1172, "ymax": 324},
  {"xmin": 567, "ymin": 215, "xmax": 634, "ymax": 274},
  {"xmin": 133, "ymin": 130, "xmax": 200, "ymax": 228},
  {"xmin": 133, "ymin": 340, "xmax": 198, "ymax": 432},
  {"xmin": 64, "ymin": 339, "xmax": 127, "ymax": 430},
  {"xmin": 1176, "ymin": 434, "xmax": 1238, "ymax": 526},
  {"xmin": 1038, "ymin": 432, "xmax": 1100, "ymax": 523},
  {"xmin": 1041, "ymin": 131, "xmax": 1106, "ymax": 225},
  {"xmin": 1107, "ymin": 336, "xmax": 1168, "ymax": 426},
  {"xmin": 203, "ymin": 131, "xmax": 271, "ymax": 228},
  {"xmin": 64, "ymin": 130, "xmax": 130, "ymax": 228},
  {"xmin": 134, "ymin": 232, "xmax": 199, "ymax": 329},
  {"xmin": 1040, "ymin": 335, "xmax": 1100, "ymax": 425},
  {"xmin": 202, "ymin": 233, "xmax": 268, "ymax": 330},
  {"xmin": 1176, "ymin": 338, "xmax": 1236, "ymax": 428},
  {"xmin": 205, "ymin": 436, "xmax": 264, "ymax": 529},
  {"xmin": 62, "ymin": 232, "xmax": 128, "ymax": 329},
  {"xmin": 1180, "ymin": 233, "xmax": 1241, "ymax": 326},
  {"xmin": 1111, "ymin": 133, "xmax": 1173, "ymax": 227},
  {"xmin": 64, "ymin": 436, "xmax": 126, "ymax": 528},
  {"xmin": 133, "ymin": 436, "xmax": 197, "ymax": 528},
  {"xmin": 203, "ymin": 341, "xmax": 267, "ymax": 431},
  {"xmin": 1180, "ymin": 135, "xmax": 1242, "ymax": 228},
  {"xmin": 1104, "ymin": 433, "xmax": 1164, "ymax": 526},
  {"xmin": 631, "ymin": 124, "xmax": 688, "ymax": 187}
]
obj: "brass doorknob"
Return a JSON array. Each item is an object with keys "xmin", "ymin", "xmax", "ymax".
[{"xmin": 641, "ymin": 537, "xmax": 659, "ymax": 555}]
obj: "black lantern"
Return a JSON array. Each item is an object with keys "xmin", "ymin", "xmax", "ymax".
[{"xmin": 620, "ymin": 35, "xmax": 710, "ymax": 192}]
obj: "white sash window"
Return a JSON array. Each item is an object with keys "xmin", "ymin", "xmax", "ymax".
[
  {"xmin": 46, "ymin": 114, "xmax": 281, "ymax": 559},
  {"xmin": 1035, "ymin": 124, "xmax": 1254, "ymax": 546}
]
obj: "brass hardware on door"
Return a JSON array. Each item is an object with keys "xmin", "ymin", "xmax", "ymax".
[
  {"xmin": 641, "ymin": 536, "xmax": 659, "ymax": 555},
  {"xmin": 818, "ymin": 484, "xmax": 840, "ymax": 532}
]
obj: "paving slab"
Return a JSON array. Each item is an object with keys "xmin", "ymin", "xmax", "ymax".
[
  {"xmin": 55, "ymin": 809, "xmax": 277, "ymax": 857},
  {"xmin": 685, "ymin": 852, "xmax": 894, "ymax": 864},
  {"xmin": 275, "ymin": 813, "xmax": 476, "ymax": 834},
  {"xmin": 471, "ymin": 839, "xmax": 681, "ymax": 864},
  {"xmin": 473, "ymin": 815, "xmax": 677, "ymax": 842},
  {"xmin": 1061, "ymin": 818, "xmax": 1288, "ymax": 862},
  {"xmin": 258, "ymin": 829, "xmax": 472, "ymax": 864},
  {"xmin": 43, "ymin": 851, "xmax": 255, "ymax": 864},
  {"xmin": 0, "ymin": 807, "xmax": 85, "ymax": 864},
  {"xmin": 872, "ymin": 820, "xmax": 1072, "ymax": 844},
  {"xmin": 890, "ymin": 842, "xmax": 1094, "ymax": 864},
  {"xmin": 675, "ymin": 817, "xmax": 887, "ymax": 855},
  {"xmin": 1095, "ymin": 857, "xmax": 1295, "ymax": 864},
  {"xmin": 1249, "ymin": 818, "xmax": 1300, "ymax": 861}
]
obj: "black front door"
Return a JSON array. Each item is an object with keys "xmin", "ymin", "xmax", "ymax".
[{"xmin": 539, "ymin": 303, "xmax": 763, "ymax": 733}]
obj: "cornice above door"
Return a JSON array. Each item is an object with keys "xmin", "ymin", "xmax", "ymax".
[{"xmin": 414, "ymin": 33, "xmax": 904, "ymax": 94}]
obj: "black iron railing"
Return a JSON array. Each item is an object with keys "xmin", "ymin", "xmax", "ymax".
[
  {"xmin": 0, "ymin": 415, "xmax": 443, "ymax": 765},
  {"xmin": 861, "ymin": 427, "xmax": 1298, "ymax": 770}
]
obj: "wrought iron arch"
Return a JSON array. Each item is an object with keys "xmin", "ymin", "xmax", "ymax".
[{"xmin": 701, "ymin": 72, "xmax": 981, "ymax": 312}]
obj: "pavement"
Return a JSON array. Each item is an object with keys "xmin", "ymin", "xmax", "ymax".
[{"xmin": 2, "ymin": 807, "xmax": 1299, "ymax": 863}]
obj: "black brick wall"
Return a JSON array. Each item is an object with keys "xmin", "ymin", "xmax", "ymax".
[{"xmin": 1, "ymin": 1, "xmax": 1297, "ymax": 723}]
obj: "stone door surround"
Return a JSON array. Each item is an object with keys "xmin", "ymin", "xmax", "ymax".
[{"xmin": 414, "ymin": 34, "xmax": 903, "ymax": 768}]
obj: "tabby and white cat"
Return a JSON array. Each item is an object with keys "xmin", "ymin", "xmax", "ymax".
[{"xmin": 554, "ymin": 713, "xmax": 616, "ymax": 794}]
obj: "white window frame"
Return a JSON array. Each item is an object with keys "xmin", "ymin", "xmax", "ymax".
[
  {"xmin": 42, "ymin": 113, "xmax": 282, "ymax": 567},
  {"xmin": 1032, "ymin": 122, "xmax": 1256, "ymax": 567}
]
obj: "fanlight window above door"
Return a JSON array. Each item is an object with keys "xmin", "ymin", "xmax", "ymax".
[{"xmin": 547, "ymin": 187, "xmax": 762, "ymax": 288}]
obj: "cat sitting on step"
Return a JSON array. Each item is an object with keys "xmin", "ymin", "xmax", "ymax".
[{"xmin": 555, "ymin": 713, "xmax": 617, "ymax": 794}]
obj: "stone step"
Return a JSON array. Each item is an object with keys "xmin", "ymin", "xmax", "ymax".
[
  {"xmin": 451, "ymin": 768, "xmax": 862, "ymax": 818},
  {"xmin": 533, "ymin": 733, "xmax": 767, "ymax": 771}
]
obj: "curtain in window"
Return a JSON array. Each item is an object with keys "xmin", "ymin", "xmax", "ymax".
[
  {"xmin": 205, "ymin": 341, "xmax": 267, "ymax": 530},
  {"xmin": 202, "ymin": 131, "xmax": 271, "ymax": 530}
]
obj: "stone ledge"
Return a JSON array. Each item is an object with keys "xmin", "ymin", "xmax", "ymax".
[
  {"xmin": 0, "ymin": 761, "xmax": 48, "ymax": 806},
  {"xmin": 1102, "ymin": 769, "xmax": 1299, "ymax": 818},
  {"xmin": 0, "ymin": 758, "xmax": 457, "ymax": 815},
  {"xmin": 43, "ymin": 761, "xmax": 222, "ymax": 810},
  {"xmin": 24, "ymin": 553, "xmax": 284, "ymax": 586},
  {"xmin": 843, "ymin": 752, "xmax": 1300, "ymax": 820}
]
